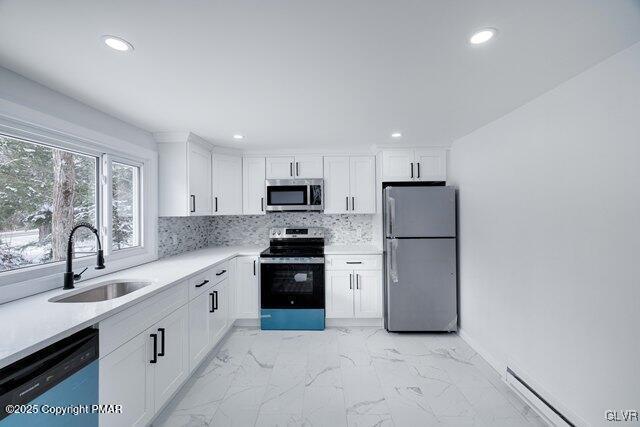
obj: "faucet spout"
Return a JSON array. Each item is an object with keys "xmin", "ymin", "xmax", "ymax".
[{"xmin": 63, "ymin": 222, "xmax": 105, "ymax": 290}]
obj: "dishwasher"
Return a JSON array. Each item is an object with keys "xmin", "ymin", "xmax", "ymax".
[{"xmin": 0, "ymin": 327, "xmax": 99, "ymax": 426}]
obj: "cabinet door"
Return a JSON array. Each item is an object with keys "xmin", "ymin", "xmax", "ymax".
[
  {"xmin": 153, "ymin": 305, "xmax": 189, "ymax": 410},
  {"xmin": 243, "ymin": 157, "xmax": 266, "ymax": 214},
  {"xmin": 266, "ymin": 156, "xmax": 295, "ymax": 179},
  {"xmin": 415, "ymin": 148, "xmax": 447, "ymax": 181},
  {"xmin": 236, "ymin": 256, "xmax": 260, "ymax": 319},
  {"xmin": 381, "ymin": 149, "xmax": 415, "ymax": 181},
  {"xmin": 213, "ymin": 154, "xmax": 243, "ymax": 215},
  {"xmin": 294, "ymin": 155, "xmax": 324, "ymax": 178},
  {"xmin": 349, "ymin": 156, "xmax": 376, "ymax": 213},
  {"xmin": 323, "ymin": 156, "xmax": 350, "ymax": 214},
  {"xmin": 209, "ymin": 278, "xmax": 229, "ymax": 345},
  {"xmin": 354, "ymin": 271, "xmax": 382, "ymax": 318},
  {"xmin": 99, "ymin": 332, "xmax": 154, "ymax": 427},
  {"xmin": 188, "ymin": 287, "xmax": 213, "ymax": 371},
  {"xmin": 325, "ymin": 270, "xmax": 354, "ymax": 318},
  {"xmin": 188, "ymin": 141, "xmax": 212, "ymax": 215}
]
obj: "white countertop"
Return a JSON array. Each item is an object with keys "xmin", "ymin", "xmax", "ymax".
[
  {"xmin": 0, "ymin": 245, "xmax": 264, "ymax": 370},
  {"xmin": 324, "ymin": 244, "xmax": 383, "ymax": 255}
]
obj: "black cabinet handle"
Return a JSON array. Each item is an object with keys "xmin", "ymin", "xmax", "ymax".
[
  {"xmin": 215, "ymin": 196, "xmax": 218, "ymax": 212},
  {"xmin": 190, "ymin": 195, "xmax": 196, "ymax": 213},
  {"xmin": 410, "ymin": 162, "xmax": 414, "ymax": 178},
  {"xmin": 150, "ymin": 333, "xmax": 158, "ymax": 363},
  {"xmin": 296, "ymin": 162, "xmax": 299, "ymax": 176},
  {"xmin": 213, "ymin": 290, "xmax": 219, "ymax": 310},
  {"xmin": 209, "ymin": 292, "xmax": 215, "ymax": 313},
  {"xmin": 346, "ymin": 261, "xmax": 363, "ymax": 264},
  {"xmin": 253, "ymin": 260, "xmax": 256, "ymax": 275},
  {"xmin": 346, "ymin": 196, "xmax": 349, "ymax": 211},
  {"xmin": 417, "ymin": 162, "xmax": 421, "ymax": 179},
  {"xmin": 157, "ymin": 328, "xmax": 165, "ymax": 357},
  {"xmin": 349, "ymin": 273, "xmax": 353, "ymax": 290},
  {"xmin": 352, "ymin": 196, "xmax": 355, "ymax": 211},
  {"xmin": 356, "ymin": 274, "xmax": 360, "ymax": 290},
  {"xmin": 261, "ymin": 197, "xmax": 264, "ymax": 212},
  {"xmin": 290, "ymin": 162, "xmax": 293, "ymax": 176},
  {"xmin": 216, "ymin": 269, "xmax": 227, "ymax": 276},
  {"xmin": 196, "ymin": 279, "xmax": 209, "ymax": 288}
]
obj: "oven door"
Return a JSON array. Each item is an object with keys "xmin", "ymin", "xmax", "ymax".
[{"xmin": 260, "ymin": 258, "xmax": 325, "ymax": 309}]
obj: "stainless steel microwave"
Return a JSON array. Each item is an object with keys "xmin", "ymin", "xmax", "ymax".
[{"xmin": 265, "ymin": 179, "xmax": 324, "ymax": 212}]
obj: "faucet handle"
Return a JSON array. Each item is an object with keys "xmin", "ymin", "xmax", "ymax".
[{"xmin": 73, "ymin": 267, "xmax": 88, "ymax": 281}]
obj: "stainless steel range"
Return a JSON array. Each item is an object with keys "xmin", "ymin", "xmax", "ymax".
[{"xmin": 260, "ymin": 227, "xmax": 325, "ymax": 330}]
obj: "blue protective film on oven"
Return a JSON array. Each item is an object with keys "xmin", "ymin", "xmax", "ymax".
[{"xmin": 260, "ymin": 309, "xmax": 325, "ymax": 330}]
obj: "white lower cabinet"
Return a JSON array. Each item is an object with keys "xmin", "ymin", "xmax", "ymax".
[
  {"xmin": 209, "ymin": 277, "xmax": 229, "ymax": 343},
  {"xmin": 100, "ymin": 257, "xmax": 244, "ymax": 426},
  {"xmin": 99, "ymin": 305, "xmax": 189, "ymax": 427},
  {"xmin": 353, "ymin": 270, "xmax": 382, "ymax": 318},
  {"xmin": 236, "ymin": 255, "xmax": 260, "ymax": 319},
  {"xmin": 99, "ymin": 331, "xmax": 154, "ymax": 427},
  {"xmin": 325, "ymin": 255, "xmax": 382, "ymax": 319},
  {"xmin": 152, "ymin": 306, "xmax": 190, "ymax": 409},
  {"xmin": 325, "ymin": 270, "xmax": 354, "ymax": 317},
  {"xmin": 188, "ymin": 285, "xmax": 214, "ymax": 371}
]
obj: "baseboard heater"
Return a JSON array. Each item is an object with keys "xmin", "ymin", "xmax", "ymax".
[{"xmin": 506, "ymin": 367, "xmax": 575, "ymax": 427}]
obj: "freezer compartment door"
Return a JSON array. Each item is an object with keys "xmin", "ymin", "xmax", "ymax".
[
  {"xmin": 385, "ymin": 238, "xmax": 457, "ymax": 332},
  {"xmin": 385, "ymin": 186, "xmax": 456, "ymax": 237}
]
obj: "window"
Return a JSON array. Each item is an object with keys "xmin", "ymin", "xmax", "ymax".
[
  {"xmin": 0, "ymin": 133, "xmax": 147, "ymax": 275},
  {"xmin": 111, "ymin": 162, "xmax": 140, "ymax": 250},
  {"xmin": 0, "ymin": 134, "xmax": 98, "ymax": 272}
]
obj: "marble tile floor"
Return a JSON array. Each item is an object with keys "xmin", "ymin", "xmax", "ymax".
[{"xmin": 153, "ymin": 327, "xmax": 548, "ymax": 427}]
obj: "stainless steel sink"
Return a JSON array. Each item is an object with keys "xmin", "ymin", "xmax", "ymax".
[{"xmin": 50, "ymin": 281, "xmax": 153, "ymax": 303}]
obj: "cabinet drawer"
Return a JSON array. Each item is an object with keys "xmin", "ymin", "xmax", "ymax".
[
  {"xmin": 100, "ymin": 281, "xmax": 188, "ymax": 357},
  {"xmin": 188, "ymin": 269, "xmax": 214, "ymax": 300},
  {"xmin": 211, "ymin": 261, "xmax": 230, "ymax": 285},
  {"xmin": 325, "ymin": 255, "xmax": 382, "ymax": 271}
]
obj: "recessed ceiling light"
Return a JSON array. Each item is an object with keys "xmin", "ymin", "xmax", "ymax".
[
  {"xmin": 233, "ymin": 134, "xmax": 244, "ymax": 140},
  {"xmin": 391, "ymin": 132, "xmax": 402, "ymax": 139},
  {"xmin": 102, "ymin": 35, "xmax": 134, "ymax": 52},
  {"xmin": 469, "ymin": 28, "xmax": 496, "ymax": 45}
]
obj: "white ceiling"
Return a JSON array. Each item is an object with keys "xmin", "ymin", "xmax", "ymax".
[{"xmin": 0, "ymin": 0, "xmax": 639, "ymax": 150}]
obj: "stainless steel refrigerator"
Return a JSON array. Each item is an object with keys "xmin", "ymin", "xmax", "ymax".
[{"xmin": 383, "ymin": 185, "xmax": 457, "ymax": 332}]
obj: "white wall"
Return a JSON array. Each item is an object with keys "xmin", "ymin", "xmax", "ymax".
[
  {"xmin": 0, "ymin": 66, "xmax": 156, "ymax": 152},
  {"xmin": 449, "ymin": 42, "xmax": 640, "ymax": 424}
]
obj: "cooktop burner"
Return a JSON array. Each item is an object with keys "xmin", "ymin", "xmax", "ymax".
[{"xmin": 260, "ymin": 227, "xmax": 325, "ymax": 258}]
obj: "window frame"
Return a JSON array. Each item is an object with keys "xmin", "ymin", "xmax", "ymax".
[
  {"xmin": 0, "ymin": 115, "xmax": 158, "ymax": 303},
  {"xmin": 103, "ymin": 155, "xmax": 144, "ymax": 256}
]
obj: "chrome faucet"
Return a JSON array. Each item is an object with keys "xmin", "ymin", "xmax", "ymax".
[{"xmin": 63, "ymin": 223, "xmax": 105, "ymax": 290}]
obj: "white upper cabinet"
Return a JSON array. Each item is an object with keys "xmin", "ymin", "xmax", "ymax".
[
  {"xmin": 349, "ymin": 156, "xmax": 376, "ymax": 213},
  {"xmin": 323, "ymin": 155, "xmax": 375, "ymax": 214},
  {"xmin": 381, "ymin": 148, "xmax": 447, "ymax": 182},
  {"xmin": 212, "ymin": 153, "xmax": 242, "ymax": 215},
  {"xmin": 323, "ymin": 156, "xmax": 350, "ymax": 214},
  {"xmin": 266, "ymin": 155, "xmax": 323, "ymax": 179},
  {"xmin": 157, "ymin": 132, "xmax": 212, "ymax": 216},
  {"xmin": 381, "ymin": 149, "xmax": 415, "ymax": 181},
  {"xmin": 243, "ymin": 157, "xmax": 266, "ymax": 215},
  {"xmin": 188, "ymin": 142, "xmax": 213, "ymax": 215},
  {"xmin": 414, "ymin": 148, "xmax": 447, "ymax": 182},
  {"xmin": 293, "ymin": 155, "xmax": 324, "ymax": 178},
  {"xmin": 266, "ymin": 156, "xmax": 295, "ymax": 179}
]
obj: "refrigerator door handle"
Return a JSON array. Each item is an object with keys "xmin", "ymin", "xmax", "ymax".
[
  {"xmin": 386, "ymin": 196, "xmax": 396, "ymax": 237},
  {"xmin": 389, "ymin": 239, "xmax": 399, "ymax": 283}
]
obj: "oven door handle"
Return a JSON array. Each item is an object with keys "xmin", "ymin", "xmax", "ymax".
[{"xmin": 260, "ymin": 257, "xmax": 325, "ymax": 264}]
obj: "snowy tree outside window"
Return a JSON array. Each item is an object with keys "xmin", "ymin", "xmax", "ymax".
[
  {"xmin": 112, "ymin": 162, "xmax": 140, "ymax": 250},
  {"xmin": 0, "ymin": 134, "xmax": 98, "ymax": 272}
]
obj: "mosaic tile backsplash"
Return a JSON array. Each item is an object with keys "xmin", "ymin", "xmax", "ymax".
[{"xmin": 158, "ymin": 213, "xmax": 375, "ymax": 258}]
